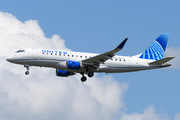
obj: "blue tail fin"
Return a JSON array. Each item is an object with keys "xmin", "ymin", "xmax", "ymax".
[{"xmin": 139, "ymin": 33, "xmax": 169, "ymax": 61}]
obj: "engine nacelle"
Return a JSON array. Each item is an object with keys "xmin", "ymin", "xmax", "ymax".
[
  {"xmin": 67, "ymin": 61, "xmax": 80, "ymax": 70},
  {"xmin": 56, "ymin": 61, "xmax": 81, "ymax": 70},
  {"xmin": 56, "ymin": 69, "xmax": 75, "ymax": 77}
]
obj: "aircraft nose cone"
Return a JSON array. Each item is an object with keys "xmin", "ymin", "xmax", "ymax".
[{"xmin": 6, "ymin": 56, "xmax": 14, "ymax": 62}]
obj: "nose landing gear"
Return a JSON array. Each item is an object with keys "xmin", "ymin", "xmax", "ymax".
[
  {"xmin": 24, "ymin": 64, "xmax": 30, "ymax": 75},
  {"xmin": 25, "ymin": 71, "xmax": 29, "ymax": 75}
]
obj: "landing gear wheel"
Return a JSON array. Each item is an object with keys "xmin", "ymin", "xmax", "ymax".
[
  {"xmin": 88, "ymin": 71, "xmax": 94, "ymax": 77},
  {"xmin": 24, "ymin": 64, "xmax": 30, "ymax": 75},
  {"xmin": 25, "ymin": 71, "xmax": 29, "ymax": 75},
  {"xmin": 81, "ymin": 76, "xmax": 87, "ymax": 82}
]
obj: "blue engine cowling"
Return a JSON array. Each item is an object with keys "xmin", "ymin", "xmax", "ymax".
[
  {"xmin": 56, "ymin": 69, "xmax": 75, "ymax": 77},
  {"xmin": 67, "ymin": 61, "xmax": 80, "ymax": 70}
]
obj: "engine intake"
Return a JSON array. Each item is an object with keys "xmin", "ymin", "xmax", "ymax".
[{"xmin": 56, "ymin": 69, "xmax": 75, "ymax": 77}]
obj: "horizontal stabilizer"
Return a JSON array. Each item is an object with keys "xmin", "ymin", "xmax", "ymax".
[{"xmin": 149, "ymin": 57, "xmax": 175, "ymax": 65}]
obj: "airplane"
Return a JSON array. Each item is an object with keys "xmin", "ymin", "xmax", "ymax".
[{"xmin": 6, "ymin": 33, "xmax": 174, "ymax": 82}]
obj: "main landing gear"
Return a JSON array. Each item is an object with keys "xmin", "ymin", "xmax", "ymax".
[
  {"xmin": 88, "ymin": 71, "xmax": 94, "ymax": 77},
  {"xmin": 81, "ymin": 76, "xmax": 87, "ymax": 82},
  {"xmin": 80, "ymin": 71, "xmax": 94, "ymax": 82},
  {"xmin": 24, "ymin": 64, "xmax": 30, "ymax": 75}
]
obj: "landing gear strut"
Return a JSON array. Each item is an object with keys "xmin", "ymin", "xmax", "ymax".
[
  {"xmin": 86, "ymin": 66, "xmax": 94, "ymax": 78},
  {"xmin": 24, "ymin": 64, "xmax": 30, "ymax": 75}
]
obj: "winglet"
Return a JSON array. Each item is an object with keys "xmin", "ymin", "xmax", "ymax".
[{"xmin": 115, "ymin": 38, "xmax": 128, "ymax": 50}]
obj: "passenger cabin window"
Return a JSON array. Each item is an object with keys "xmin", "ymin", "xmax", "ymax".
[{"xmin": 72, "ymin": 55, "xmax": 74, "ymax": 57}]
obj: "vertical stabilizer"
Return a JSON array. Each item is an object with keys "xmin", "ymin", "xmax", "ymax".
[{"xmin": 139, "ymin": 33, "xmax": 169, "ymax": 61}]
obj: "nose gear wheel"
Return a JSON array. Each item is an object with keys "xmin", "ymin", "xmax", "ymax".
[
  {"xmin": 24, "ymin": 64, "xmax": 30, "ymax": 75},
  {"xmin": 25, "ymin": 71, "xmax": 29, "ymax": 75}
]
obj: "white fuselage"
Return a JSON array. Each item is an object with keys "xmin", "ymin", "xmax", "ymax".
[{"xmin": 6, "ymin": 48, "xmax": 167, "ymax": 73}]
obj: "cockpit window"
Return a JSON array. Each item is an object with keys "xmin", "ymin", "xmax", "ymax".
[
  {"xmin": 16, "ymin": 50, "xmax": 25, "ymax": 53},
  {"xmin": 16, "ymin": 50, "xmax": 21, "ymax": 53}
]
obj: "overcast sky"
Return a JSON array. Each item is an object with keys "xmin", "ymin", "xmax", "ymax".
[{"xmin": 0, "ymin": 1, "xmax": 180, "ymax": 120}]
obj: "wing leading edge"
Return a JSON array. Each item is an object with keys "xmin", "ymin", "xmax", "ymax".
[{"xmin": 82, "ymin": 38, "xmax": 128, "ymax": 65}]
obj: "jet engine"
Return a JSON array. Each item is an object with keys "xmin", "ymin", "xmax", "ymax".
[
  {"xmin": 67, "ymin": 61, "xmax": 80, "ymax": 69},
  {"xmin": 56, "ymin": 61, "xmax": 82, "ymax": 70},
  {"xmin": 56, "ymin": 69, "xmax": 75, "ymax": 77}
]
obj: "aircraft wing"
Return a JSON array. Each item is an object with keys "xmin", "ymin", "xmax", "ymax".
[{"xmin": 82, "ymin": 38, "xmax": 128, "ymax": 66}]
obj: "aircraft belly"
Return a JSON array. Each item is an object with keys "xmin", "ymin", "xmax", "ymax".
[
  {"xmin": 16, "ymin": 59, "xmax": 60, "ymax": 68},
  {"xmin": 98, "ymin": 66, "xmax": 128, "ymax": 72},
  {"xmin": 98, "ymin": 63, "xmax": 155, "ymax": 73}
]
